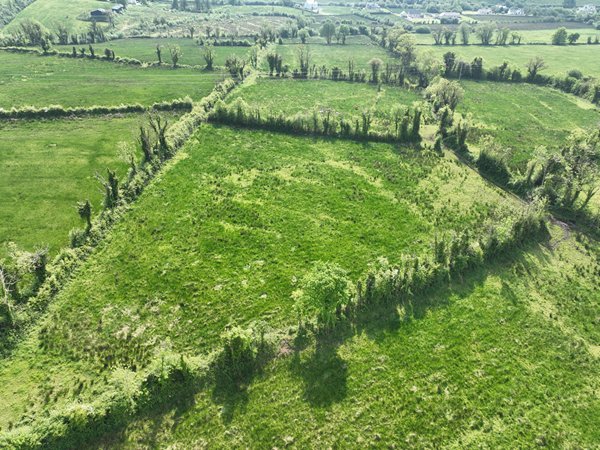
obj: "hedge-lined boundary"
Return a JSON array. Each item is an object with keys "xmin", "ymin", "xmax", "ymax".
[
  {"xmin": 0, "ymin": 78, "xmax": 237, "ymax": 357},
  {"xmin": 0, "ymin": 98, "xmax": 193, "ymax": 120},
  {"xmin": 208, "ymin": 97, "xmax": 422, "ymax": 144},
  {"xmin": 0, "ymin": 204, "xmax": 548, "ymax": 449}
]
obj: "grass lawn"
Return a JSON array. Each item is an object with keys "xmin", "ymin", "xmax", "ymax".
[
  {"xmin": 55, "ymin": 38, "xmax": 251, "ymax": 67},
  {"xmin": 104, "ymin": 229, "xmax": 600, "ymax": 449},
  {"xmin": 417, "ymin": 43, "xmax": 600, "ymax": 77},
  {"xmin": 0, "ymin": 124, "xmax": 518, "ymax": 429},
  {"xmin": 0, "ymin": 114, "xmax": 181, "ymax": 256},
  {"xmin": 0, "ymin": 51, "xmax": 222, "ymax": 108},
  {"xmin": 458, "ymin": 80, "xmax": 600, "ymax": 168},
  {"xmin": 228, "ymin": 78, "xmax": 422, "ymax": 122}
]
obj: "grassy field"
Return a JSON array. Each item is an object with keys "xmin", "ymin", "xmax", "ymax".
[
  {"xmin": 2, "ymin": 0, "xmax": 107, "ymax": 35},
  {"xmin": 0, "ymin": 51, "xmax": 222, "ymax": 108},
  {"xmin": 417, "ymin": 44, "xmax": 600, "ymax": 77},
  {"xmin": 105, "ymin": 228, "xmax": 600, "ymax": 449},
  {"xmin": 458, "ymin": 81, "xmax": 600, "ymax": 168},
  {"xmin": 55, "ymin": 38, "xmax": 251, "ymax": 67},
  {"xmin": 0, "ymin": 114, "xmax": 180, "ymax": 256},
  {"xmin": 413, "ymin": 28, "xmax": 600, "ymax": 46},
  {"xmin": 272, "ymin": 35, "xmax": 394, "ymax": 72},
  {"xmin": 228, "ymin": 78, "xmax": 422, "ymax": 123},
  {"xmin": 0, "ymin": 124, "xmax": 519, "ymax": 429}
]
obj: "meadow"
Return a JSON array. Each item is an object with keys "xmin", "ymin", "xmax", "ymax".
[
  {"xmin": 106, "ymin": 229, "xmax": 600, "ymax": 449},
  {"xmin": 0, "ymin": 114, "xmax": 180, "ymax": 256},
  {"xmin": 412, "ymin": 28, "xmax": 600, "ymax": 45},
  {"xmin": 458, "ymin": 81, "xmax": 600, "ymax": 168},
  {"xmin": 228, "ymin": 78, "xmax": 422, "ymax": 118},
  {"xmin": 417, "ymin": 43, "xmax": 600, "ymax": 77},
  {"xmin": 0, "ymin": 124, "xmax": 518, "ymax": 430},
  {"xmin": 272, "ymin": 35, "xmax": 394, "ymax": 71},
  {"xmin": 55, "ymin": 38, "xmax": 251, "ymax": 67},
  {"xmin": 1, "ymin": 0, "xmax": 106, "ymax": 35},
  {"xmin": 0, "ymin": 51, "xmax": 222, "ymax": 108}
]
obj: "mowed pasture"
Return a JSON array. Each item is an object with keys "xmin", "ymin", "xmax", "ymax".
[
  {"xmin": 272, "ymin": 35, "xmax": 394, "ymax": 71},
  {"xmin": 55, "ymin": 38, "xmax": 251, "ymax": 67},
  {"xmin": 458, "ymin": 81, "xmax": 600, "ymax": 168},
  {"xmin": 110, "ymin": 230, "xmax": 600, "ymax": 449},
  {"xmin": 0, "ymin": 52, "xmax": 222, "ymax": 108},
  {"xmin": 0, "ymin": 124, "xmax": 519, "ymax": 429},
  {"xmin": 417, "ymin": 44, "xmax": 600, "ymax": 78},
  {"xmin": 0, "ymin": 114, "xmax": 171, "ymax": 255}
]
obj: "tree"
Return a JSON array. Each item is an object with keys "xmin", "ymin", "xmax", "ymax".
[
  {"xmin": 168, "ymin": 45, "xmax": 182, "ymax": 68},
  {"xmin": 511, "ymin": 32, "xmax": 522, "ymax": 45},
  {"xmin": 202, "ymin": 44, "xmax": 215, "ymax": 70},
  {"xmin": 298, "ymin": 28, "xmax": 308, "ymax": 44},
  {"xmin": 225, "ymin": 55, "xmax": 246, "ymax": 80},
  {"xmin": 476, "ymin": 22, "xmax": 496, "ymax": 45},
  {"xmin": 0, "ymin": 266, "xmax": 16, "ymax": 326},
  {"xmin": 432, "ymin": 27, "xmax": 444, "ymax": 45},
  {"xmin": 77, "ymin": 200, "xmax": 92, "ymax": 231},
  {"xmin": 552, "ymin": 27, "xmax": 568, "ymax": 45},
  {"xmin": 338, "ymin": 24, "xmax": 349, "ymax": 44},
  {"xmin": 292, "ymin": 262, "xmax": 352, "ymax": 328},
  {"xmin": 526, "ymin": 56, "xmax": 546, "ymax": 80},
  {"xmin": 458, "ymin": 22, "xmax": 470, "ymax": 45},
  {"xmin": 415, "ymin": 52, "xmax": 443, "ymax": 87},
  {"xmin": 368, "ymin": 57, "xmax": 383, "ymax": 83},
  {"xmin": 425, "ymin": 78, "xmax": 464, "ymax": 112},
  {"xmin": 320, "ymin": 21, "xmax": 336, "ymax": 45},
  {"xmin": 297, "ymin": 45, "xmax": 310, "ymax": 77},
  {"xmin": 563, "ymin": 0, "xmax": 576, "ymax": 7},
  {"xmin": 393, "ymin": 34, "xmax": 416, "ymax": 68},
  {"xmin": 56, "ymin": 24, "xmax": 69, "ymax": 45},
  {"xmin": 496, "ymin": 27, "xmax": 510, "ymax": 45},
  {"xmin": 19, "ymin": 19, "xmax": 48, "ymax": 45},
  {"xmin": 266, "ymin": 51, "xmax": 282, "ymax": 76},
  {"xmin": 568, "ymin": 32, "xmax": 580, "ymax": 44},
  {"xmin": 443, "ymin": 51, "xmax": 456, "ymax": 77},
  {"xmin": 189, "ymin": 26, "xmax": 195, "ymax": 39},
  {"xmin": 156, "ymin": 44, "xmax": 162, "ymax": 64}
]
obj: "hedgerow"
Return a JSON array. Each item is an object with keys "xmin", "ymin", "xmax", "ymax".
[
  {"xmin": 209, "ymin": 97, "xmax": 422, "ymax": 144},
  {"xmin": 0, "ymin": 98, "xmax": 193, "ymax": 120}
]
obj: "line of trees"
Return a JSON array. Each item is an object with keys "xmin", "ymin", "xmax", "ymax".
[{"xmin": 209, "ymin": 97, "xmax": 422, "ymax": 144}]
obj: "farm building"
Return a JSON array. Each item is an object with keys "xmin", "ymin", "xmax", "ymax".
[
  {"xmin": 90, "ymin": 8, "xmax": 108, "ymax": 17},
  {"xmin": 365, "ymin": 2, "xmax": 381, "ymax": 10},
  {"xmin": 303, "ymin": 0, "xmax": 318, "ymax": 12}
]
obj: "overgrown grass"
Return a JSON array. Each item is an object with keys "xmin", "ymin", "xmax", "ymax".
[
  {"xmin": 0, "ymin": 114, "xmax": 183, "ymax": 256},
  {"xmin": 0, "ymin": 124, "xmax": 518, "ymax": 430},
  {"xmin": 0, "ymin": 51, "xmax": 222, "ymax": 108},
  {"xmin": 458, "ymin": 80, "xmax": 600, "ymax": 168},
  {"xmin": 101, "ymin": 229, "xmax": 600, "ymax": 449}
]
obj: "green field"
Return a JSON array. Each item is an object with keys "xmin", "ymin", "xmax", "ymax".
[
  {"xmin": 413, "ymin": 28, "xmax": 600, "ymax": 45},
  {"xmin": 417, "ymin": 44, "xmax": 600, "ymax": 77},
  {"xmin": 2, "ymin": 0, "xmax": 107, "ymax": 35},
  {"xmin": 107, "ymin": 229, "xmax": 600, "ymax": 449},
  {"xmin": 0, "ymin": 114, "xmax": 175, "ymax": 255},
  {"xmin": 458, "ymin": 81, "xmax": 600, "ymax": 168},
  {"xmin": 0, "ymin": 124, "xmax": 518, "ymax": 429},
  {"xmin": 0, "ymin": 51, "xmax": 222, "ymax": 108},
  {"xmin": 228, "ymin": 78, "xmax": 422, "ymax": 121},
  {"xmin": 273, "ymin": 35, "xmax": 394, "ymax": 71},
  {"xmin": 55, "ymin": 38, "xmax": 251, "ymax": 67}
]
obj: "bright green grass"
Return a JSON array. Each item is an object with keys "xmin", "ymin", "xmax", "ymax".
[
  {"xmin": 417, "ymin": 44, "xmax": 600, "ymax": 77},
  {"xmin": 104, "ymin": 230, "xmax": 600, "ymax": 449},
  {"xmin": 0, "ymin": 125, "xmax": 517, "ymax": 429},
  {"xmin": 413, "ymin": 28, "xmax": 600, "ymax": 45},
  {"xmin": 0, "ymin": 51, "xmax": 221, "ymax": 108},
  {"xmin": 458, "ymin": 80, "xmax": 600, "ymax": 168},
  {"xmin": 55, "ymin": 38, "xmax": 251, "ymax": 67},
  {"xmin": 273, "ymin": 35, "xmax": 394, "ymax": 72},
  {"xmin": 228, "ymin": 78, "xmax": 422, "ymax": 120},
  {"xmin": 0, "ymin": 114, "xmax": 177, "ymax": 256},
  {"xmin": 2, "ymin": 0, "xmax": 107, "ymax": 35}
]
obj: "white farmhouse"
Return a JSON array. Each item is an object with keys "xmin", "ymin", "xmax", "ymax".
[{"xmin": 303, "ymin": 0, "xmax": 319, "ymax": 13}]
